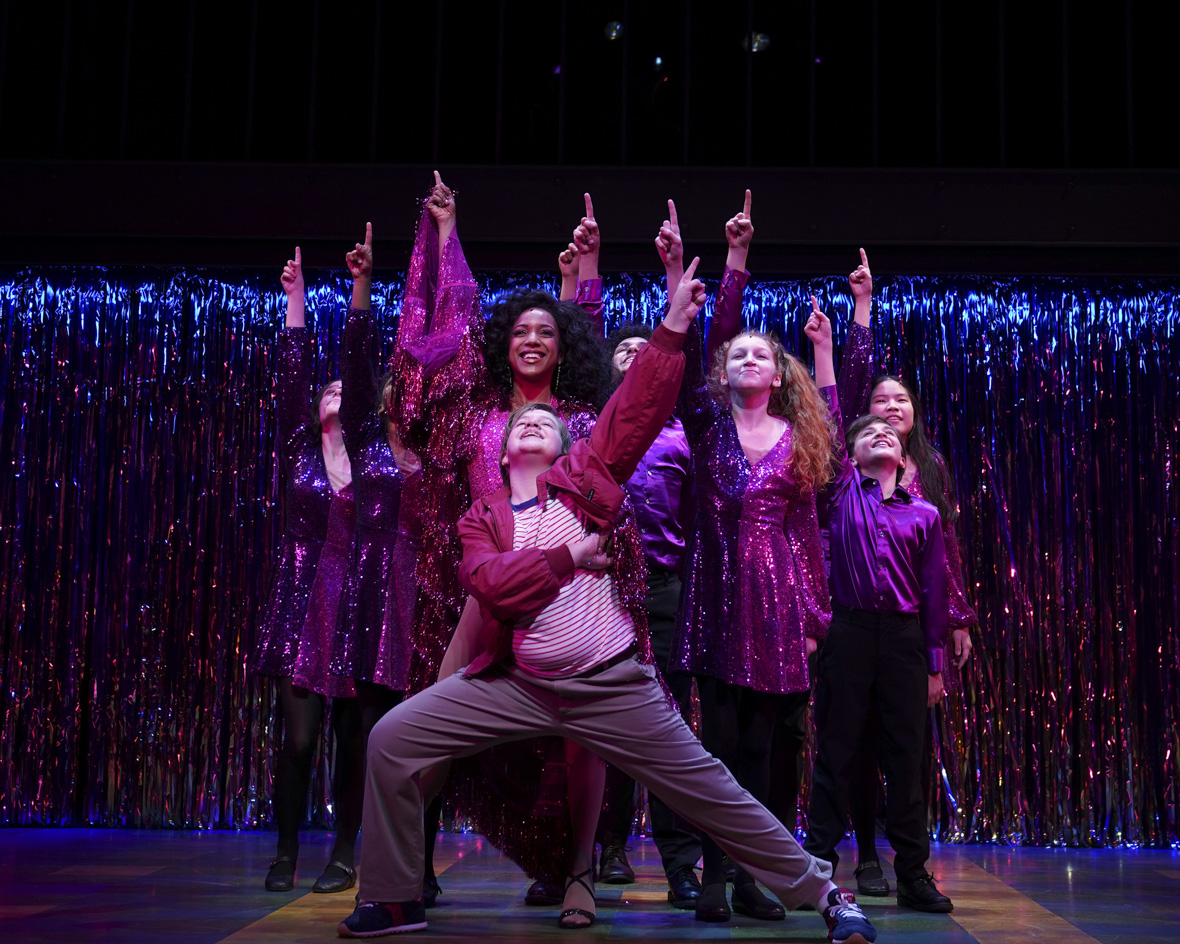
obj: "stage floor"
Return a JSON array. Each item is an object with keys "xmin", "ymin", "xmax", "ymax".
[{"xmin": 0, "ymin": 828, "xmax": 1177, "ymax": 943}]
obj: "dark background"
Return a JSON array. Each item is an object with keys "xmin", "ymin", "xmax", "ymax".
[{"xmin": 0, "ymin": 0, "xmax": 1177, "ymax": 274}]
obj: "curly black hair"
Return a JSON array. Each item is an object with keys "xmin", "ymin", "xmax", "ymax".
[
  {"xmin": 483, "ymin": 290, "xmax": 612, "ymax": 411},
  {"xmin": 605, "ymin": 319, "xmax": 653, "ymax": 353}
]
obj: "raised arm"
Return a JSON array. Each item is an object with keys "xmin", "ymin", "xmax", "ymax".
[
  {"xmin": 276, "ymin": 247, "xmax": 314, "ymax": 461},
  {"xmin": 557, "ymin": 242, "xmax": 580, "ymax": 301},
  {"xmin": 571, "ymin": 193, "xmax": 604, "ymax": 335},
  {"xmin": 723, "ymin": 189, "xmax": 753, "ymax": 274},
  {"xmin": 654, "ymin": 198, "xmax": 684, "ymax": 298},
  {"xmin": 706, "ymin": 191, "xmax": 753, "ymax": 367},
  {"xmin": 340, "ymin": 224, "xmax": 379, "ymax": 450},
  {"xmin": 838, "ymin": 248, "xmax": 876, "ymax": 417},
  {"xmin": 805, "ymin": 295, "xmax": 836, "ymax": 389}
]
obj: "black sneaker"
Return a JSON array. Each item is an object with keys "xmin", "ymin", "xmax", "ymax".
[
  {"xmin": 524, "ymin": 878, "xmax": 564, "ymax": 905},
  {"xmin": 821, "ymin": 888, "xmax": 877, "ymax": 944},
  {"xmin": 337, "ymin": 900, "xmax": 428, "ymax": 938},
  {"xmin": 896, "ymin": 872, "xmax": 953, "ymax": 913},
  {"xmin": 666, "ymin": 866, "xmax": 702, "ymax": 909},
  {"xmin": 854, "ymin": 859, "xmax": 890, "ymax": 896},
  {"xmin": 421, "ymin": 874, "xmax": 441, "ymax": 908},
  {"xmin": 598, "ymin": 843, "xmax": 636, "ymax": 884}
]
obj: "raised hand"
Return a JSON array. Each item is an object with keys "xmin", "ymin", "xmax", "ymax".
[
  {"xmin": 849, "ymin": 247, "xmax": 872, "ymax": 300},
  {"xmin": 664, "ymin": 256, "xmax": 707, "ymax": 334},
  {"xmin": 572, "ymin": 193, "xmax": 600, "ymax": 256},
  {"xmin": 654, "ymin": 199, "xmax": 684, "ymax": 270},
  {"xmin": 281, "ymin": 246, "xmax": 304, "ymax": 296},
  {"xmin": 805, "ymin": 295, "xmax": 835, "ymax": 386},
  {"xmin": 557, "ymin": 242, "xmax": 580, "ymax": 300},
  {"xmin": 426, "ymin": 170, "xmax": 456, "ymax": 228},
  {"xmin": 346, "ymin": 222, "xmax": 374, "ymax": 281},
  {"xmin": 281, "ymin": 246, "xmax": 306, "ymax": 327},
  {"xmin": 724, "ymin": 189, "xmax": 754, "ymax": 250}
]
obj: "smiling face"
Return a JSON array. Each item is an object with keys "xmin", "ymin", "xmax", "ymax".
[
  {"xmin": 612, "ymin": 336, "xmax": 648, "ymax": 376},
  {"xmin": 317, "ymin": 380, "xmax": 343, "ymax": 426},
  {"xmin": 850, "ymin": 417, "xmax": 904, "ymax": 471},
  {"xmin": 869, "ymin": 378, "xmax": 915, "ymax": 440},
  {"xmin": 501, "ymin": 405, "xmax": 566, "ymax": 476},
  {"xmin": 508, "ymin": 308, "xmax": 561, "ymax": 385},
  {"xmin": 722, "ymin": 334, "xmax": 782, "ymax": 395}
]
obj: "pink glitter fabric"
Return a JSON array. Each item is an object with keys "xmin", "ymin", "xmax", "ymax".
[
  {"xmin": 670, "ymin": 320, "xmax": 831, "ymax": 695},
  {"xmin": 331, "ymin": 308, "xmax": 423, "ymax": 692},
  {"xmin": 251, "ymin": 328, "xmax": 356, "ymax": 697},
  {"xmin": 390, "ymin": 205, "xmax": 651, "ymax": 881},
  {"xmin": 838, "ymin": 322, "xmax": 979, "ymax": 688}
]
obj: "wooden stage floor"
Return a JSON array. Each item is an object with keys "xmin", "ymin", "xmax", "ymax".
[{"xmin": 1, "ymin": 828, "xmax": 1177, "ymax": 943}]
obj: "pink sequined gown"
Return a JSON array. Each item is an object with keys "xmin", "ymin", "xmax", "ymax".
[
  {"xmin": 251, "ymin": 328, "xmax": 356, "ymax": 698},
  {"xmin": 390, "ymin": 207, "xmax": 650, "ymax": 881}
]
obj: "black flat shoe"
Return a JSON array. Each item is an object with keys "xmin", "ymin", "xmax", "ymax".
[
  {"xmin": 854, "ymin": 858, "xmax": 891, "ymax": 896},
  {"xmin": 312, "ymin": 861, "xmax": 356, "ymax": 894},
  {"xmin": 265, "ymin": 856, "xmax": 296, "ymax": 892},
  {"xmin": 558, "ymin": 866, "xmax": 596, "ymax": 929},
  {"xmin": 694, "ymin": 881, "xmax": 731, "ymax": 922},
  {"xmin": 666, "ymin": 866, "xmax": 702, "ymax": 909},
  {"xmin": 897, "ymin": 872, "xmax": 954, "ymax": 913},
  {"xmin": 525, "ymin": 878, "xmax": 564, "ymax": 905},
  {"xmin": 731, "ymin": 881, "xmax": 785, "ymax": 920}
]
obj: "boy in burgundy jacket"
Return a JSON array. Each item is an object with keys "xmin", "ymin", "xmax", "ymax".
[{"xmin": 338, "ymin": 261, "xmax": 877, "ymax": 944}]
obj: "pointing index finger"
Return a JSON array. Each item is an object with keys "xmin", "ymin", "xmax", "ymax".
[
  {"xmin": 584, "ymin": 193, "xmax": 595, "ymax": 220},
  {"xmin": 294, "ymin": 246, "xmax": 301, "ymax": 266},
  {"xmin": 743, "ymin": 189, "xmax": 752, "ymax": 219},
  {"xmin": 365, "ymin": 222, "xmax": 373, "ymax": 250},
  {"xmin": 859, "ymin": 247, "xmax": 868, "ymax": 268},
  {"xmin": 668, "ymin": 199, "xmax": 678, "ymax": 227},
  {"xmin": 683, "ymin": 255, "xmax": 700, "ymax": 281}
]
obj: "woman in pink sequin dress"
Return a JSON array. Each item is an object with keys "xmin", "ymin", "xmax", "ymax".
[
  {"xmin": 667, "ymin": 194, "xmax": 837, "ymax": 922},
  {"xmin": 251, "ymin": 248, "xmax": 365, "ymax": 895},
  {"xmin": 390, "ymin": 176, "xmax": 628, "ymax": 919}
]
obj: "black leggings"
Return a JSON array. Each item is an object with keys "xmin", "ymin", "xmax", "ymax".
[
  {"xmin": 696, "ymin": 676, "xmax": 810, "ymax": 887},
  {"xmin": 273, "ymin": 678, "xmax": 366, "ymax": 865}
]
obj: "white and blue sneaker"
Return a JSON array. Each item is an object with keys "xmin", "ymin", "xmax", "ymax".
[
  {"xmin": 337, "ymin": 900, "xmax": 427, "ymax": 937},
  {"xmin": 822, "ymin": 888, "xmax": 877, "ymax": 944}
]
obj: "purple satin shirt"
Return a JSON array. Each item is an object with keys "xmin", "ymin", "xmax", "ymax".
[
  {"xmin": 823, "ymin": 389, "xmax": 949, "ymax": 673},
  {"xmin": 621, "ymin": 416, "xmax": 693, "ymax": 574}
]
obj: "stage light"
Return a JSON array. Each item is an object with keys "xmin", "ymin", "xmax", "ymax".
[
  {"xmin": 742, "ymin": 32, "xmax": 771, "ymax": 53},
  {"xmin": 604, "ymin": 21, "xmax": 622, "ymax": 41}
]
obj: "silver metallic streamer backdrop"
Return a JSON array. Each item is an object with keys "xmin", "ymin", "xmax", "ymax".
[{"xmin": 1, "ymin": 267, "xmax": 1176, "ymax": 847}]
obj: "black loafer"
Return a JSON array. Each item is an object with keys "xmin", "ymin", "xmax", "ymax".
[
  {"xmin": 731, "ymin": 882, "xmax": 785, "ymax": 920},
  {"xmin": 312, "ymin": 861, "xmax": 356, "ymax": 894},
  {"xmin": 666, "ymin": 866, "xmax": 702, "ymax": 909},
  {"xmin": 897, "ymin": 872, "xmax": 953, "ymax": 913},
  {"xmin": 265, "ymin": 856, "xmax": 296, "ymax": 892},
  {"xmin": 525, "ymin": 878, "xmax": 564, "ymax": 905},
  {"xmin": 694, "ymin": 881, "xmax": 731, "ymax": 922},
  {"xmin": 854, "ymin": 858, "xmax": 891, "ymax": 896}
]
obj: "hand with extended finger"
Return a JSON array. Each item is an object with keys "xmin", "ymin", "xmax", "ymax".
[
  {"xmin": 573, "ymin": 193, "xmax": 600, "ymax": 256},
  {"xmin": 426, "ymin": 170, "xmax": 456, "ymax": 228},
  {"xmin": 849, "ymin": 247, "xmax": 872, "ymax": 300},
  {"xmin": 725, "ymin": 189, "xmax": 754, "ymax": 250},
  {"xmin": 664, "ymin": 256, "xmax": 707, "ymax": 334},
  {"xmin": 281, "ymin": 246, "xmax": 304, "ymax": 297},
  {"xmin": 654, "ymin": 198, "xmax": 683, "ymax": 271},
  {"xmin": 804, "ymin": 295, "xmax": 833, "ymax": 352},
  {"xmin": 346, "ymin": 222, "xmax": 374, "ymax": 282}
]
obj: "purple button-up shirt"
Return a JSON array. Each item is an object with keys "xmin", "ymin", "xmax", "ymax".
[
  {"xmin": 824, "ymin": 462, "xmax": 949, "ymax": 674},
  {"xmin": 621, "ymin": 416, "xmax": 693, "ymax": 574}
]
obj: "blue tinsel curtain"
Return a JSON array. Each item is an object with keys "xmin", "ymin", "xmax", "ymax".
[{"xmin": 0, "ymin": 267, "xmax": 1177, "ymax": 846}]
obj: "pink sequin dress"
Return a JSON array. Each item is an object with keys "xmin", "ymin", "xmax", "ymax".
[{"xmin": 251, "ymin": 328, "xmax": 356, "ymax": 698}]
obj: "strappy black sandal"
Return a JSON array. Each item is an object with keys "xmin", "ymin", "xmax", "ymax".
[{"xmin": 557, "ymin": 866, "xmax": 596, "ymax": 929}]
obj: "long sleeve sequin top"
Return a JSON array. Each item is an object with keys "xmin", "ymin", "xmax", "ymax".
[
  {"xmin": 670, "ymin": 283, "xmax": 831, "ymax": 695},
  {"xmin": 331, "ymin": 308, "xmax": 424, "ymax": 692},
  {"xmin": 251, "ymin": 328, "xmax": 355, "ymax": 697}
]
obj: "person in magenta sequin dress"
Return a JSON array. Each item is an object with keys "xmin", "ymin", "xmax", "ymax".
[
  {"xmin": 832, "ymin": 249, "xmax": 978, "ymax": 897},
  {"xmin": 667, "ymin": 192, "xmax": 837, "ymax": 923},
  {"xmin": 388, "ymin": 175, "xmax": 628, "ymax": 913},
  {"xmin": 250, "ymin": 247, "xmax": 365, "ymax": 895}
]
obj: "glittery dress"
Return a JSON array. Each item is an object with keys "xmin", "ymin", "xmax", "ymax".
[
  {"xmin": 391, "ymin": 207, "xmax": 650, "ymax": 880},
  {"xmin": 670, "ymin": 320, "xmax": 831, "ymax": 694},
  {"xmin": 251, "ymin": 327, "xmax": 356, "ymax": 698},
  {"xmin": 331, "ymin": 308, "xmax": 424, "ymax": 691},
  {"xmin": 839, "ymin": 322, "xmax": 979, "ymax": 688}
]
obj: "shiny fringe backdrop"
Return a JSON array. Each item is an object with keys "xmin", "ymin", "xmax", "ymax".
[{"xmin": 1, "ymin": 267, "xmax": 1177, "ymax": 847}]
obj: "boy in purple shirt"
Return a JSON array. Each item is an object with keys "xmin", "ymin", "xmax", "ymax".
[{"xmin": 803, "ymin": 301, "xmax": 954, "ymax": 914}]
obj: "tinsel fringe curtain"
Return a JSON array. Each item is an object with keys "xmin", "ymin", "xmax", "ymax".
[{"xmin": 1, "ymin": 267, "xmax": 1177, "ymax": 847}]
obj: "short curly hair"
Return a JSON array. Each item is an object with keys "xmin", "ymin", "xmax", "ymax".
[
  {"xmin": 605, "ymin": 320, "xmax": 653, "ymax": 353},
  {"xmin": 483, "ymin": 290, "xmax": 612, "ymax": 410}
]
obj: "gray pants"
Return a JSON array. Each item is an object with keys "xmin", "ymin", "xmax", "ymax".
[{"xmin": 359, "ymin": 656, "xmax": 832, "ymax": 908}]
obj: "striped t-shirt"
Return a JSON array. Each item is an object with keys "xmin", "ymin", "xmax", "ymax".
[{"xmin": 510, "ymin": 493, "xmax": 636, "ymax": 678}]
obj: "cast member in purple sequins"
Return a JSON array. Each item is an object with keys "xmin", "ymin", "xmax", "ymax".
[
  {"xmin": 250, "ymin": 247, "xmax": 365, "ymax": 895},
  {"xmin": 667, "ymin": 192, "xmax": 837, "ymax": 922}
]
